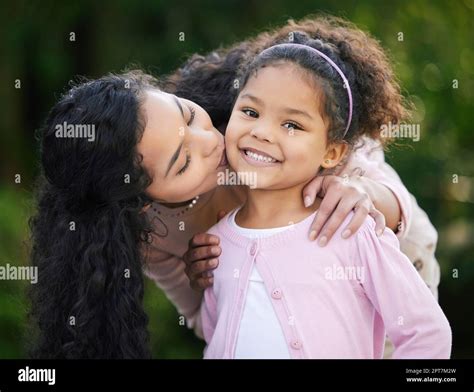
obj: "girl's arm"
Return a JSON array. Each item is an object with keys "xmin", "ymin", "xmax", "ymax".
[
  {"xmin": 201, "ymin": 287, "xmax": 218, "ymax": 345},
  {"xmin": 355, "ymin": 219, "xmax": 451, "ymax": 358}
]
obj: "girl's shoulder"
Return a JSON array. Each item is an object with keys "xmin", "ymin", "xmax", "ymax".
[
  {"xmin": 331, "ymin": 211, "xmax": 400, "ymax": 253},
  {"xmin": 348, "ymin": 212, "xmax": 403, "ymax": 260},
  {"xmin": 327, "ymin": 211, "xmax": 378, "ymax": 243},
  {"xmin": 206, "ymin": 207, "xmax": 239, "ymax": 237}
]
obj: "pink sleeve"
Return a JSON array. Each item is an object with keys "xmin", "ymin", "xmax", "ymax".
[
  {"xmin": 342, "ymin": 141, "xmax": 413, "ymax": 239},
  {"xmin": 143, "ymin": 244, "xmax": 204, "ymax": 339},
  {"xmin": 354, "ymin": 221, "xmax": 452, "ymax": 359},
  {"xmin": 201, "ymin": 287, "xmax": 217, "ymax": 344}
]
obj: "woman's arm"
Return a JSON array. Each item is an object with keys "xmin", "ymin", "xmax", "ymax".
[
  {"xmin": 355, "ymin": 175, "xmax": 401, "ymax": 231},
  {"xmin": 303, "ymin": 139, "xmax": 412, "ymax": 245},
  {"xmin": 302, "ymin": 175, "xmax": 388, "ymax": 246},
  {"xmin": 143, "ymin": 242, "xmax": 208, "ymax": 339}
]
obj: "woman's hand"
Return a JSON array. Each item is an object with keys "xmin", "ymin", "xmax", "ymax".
[
  {"xmin": 302, "ymin": 175, "xmax": 386, "ymax": 246},
  {"xmin": 182, "ymin": 211, "xmax": 227, "ymax": 291}
]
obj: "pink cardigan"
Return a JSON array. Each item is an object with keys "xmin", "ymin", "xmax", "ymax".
[{"xmin": 201, "ymin": 211, "xmax": 451, "ymax": 359}]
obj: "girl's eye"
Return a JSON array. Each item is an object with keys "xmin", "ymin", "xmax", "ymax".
[
  {"xmin": 242, "ymin": 108, "xmax": 258, "ymax": 118},
  {"xmin": 187, "ymin": 106, "xmax": 196, "ymax": 126},
  {"xmin": 177, "ymin": 153, "xmax": 191, "ymax": 176},
  {"xmin": 283, "ymin": 121, "xmax": 303, "ymax": 131}
]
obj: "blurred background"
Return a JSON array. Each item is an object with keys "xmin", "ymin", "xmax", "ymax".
[{"xmin": 0, "ymin": 0, "xmax": 473, "ymax": 358}]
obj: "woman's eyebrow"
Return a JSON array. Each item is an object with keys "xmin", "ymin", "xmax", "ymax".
[
  {"xmin": 173, "ymin": 96, "xmax": 185, "ymax": 118},
  {"xmin": 165, "ymin": 141, "xmax": 183, "ymax": 177}
]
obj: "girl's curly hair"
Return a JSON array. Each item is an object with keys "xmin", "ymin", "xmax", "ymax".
[
  {"xmin": 237, "ymin": 31, "xmax": 365, "ymax": 146},
  {"xmin": 29, "ymin": 71, "xmax": 157, "ymax": 358},
  {"xmin": 164, "ymin": 15, "xmax": 410, "ymax": 145}
]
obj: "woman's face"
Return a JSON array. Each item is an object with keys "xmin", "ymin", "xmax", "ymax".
[{"xmin": 138, "ymin": 89, "xmax": 228, "ymax": 203}]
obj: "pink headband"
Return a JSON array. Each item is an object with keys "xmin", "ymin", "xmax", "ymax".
[{"xmin": 259, "ymin": 43, "xmax": 353, "ymax": 137}]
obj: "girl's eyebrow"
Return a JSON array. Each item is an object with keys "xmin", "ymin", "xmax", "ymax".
[
  {"xmin": 240, "ymin": 93, "xmax": 263, "ymax": 105},
  {"xmin": 241, "ymin": 93, "xmax": 314, "ymax": 120},
  {"xmin": 283, "ymin": 107, "xmax": 314, "ymax": 120}
]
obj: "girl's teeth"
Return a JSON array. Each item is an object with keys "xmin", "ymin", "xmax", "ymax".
[{"xmin": 245, "ymin": 150, "xmax": 277, "ymax": 163}]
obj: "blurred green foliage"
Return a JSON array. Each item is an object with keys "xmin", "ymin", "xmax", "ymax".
[{"xmin": 0, "ymin": 0, "xmax": 473, "ymax": 358}]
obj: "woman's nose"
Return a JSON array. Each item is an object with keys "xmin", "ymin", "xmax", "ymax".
[{"xmin": 195, "ymin": 128, "xmax": 220, "ymax": 157}]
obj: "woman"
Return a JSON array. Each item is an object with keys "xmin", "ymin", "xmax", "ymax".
[{"xmin": 29, "ymin": 16, "xmax": 438, "ymax": 358}]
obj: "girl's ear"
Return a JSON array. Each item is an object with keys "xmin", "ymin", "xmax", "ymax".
[{"xmin": 321, "ymin": 142, "xmax": 349, "ymax": 169}]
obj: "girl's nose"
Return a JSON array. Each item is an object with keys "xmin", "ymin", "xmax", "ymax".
[{"xmin": 250, "ymin": 125, "xmax": 274, "ymax": 143}]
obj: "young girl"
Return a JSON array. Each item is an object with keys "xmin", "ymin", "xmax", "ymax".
[{"xmin": 200, "ymin": 32, "xmax": 451, "ymax": 359}]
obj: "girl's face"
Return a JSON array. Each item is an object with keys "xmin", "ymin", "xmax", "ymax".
[
  {"xmin": 225, "ymin": 62, "xmax": 334, "ymax": 190},
  {"xmin": 138, "ymin": 89, "xmax": 228, "ymax": 203}
]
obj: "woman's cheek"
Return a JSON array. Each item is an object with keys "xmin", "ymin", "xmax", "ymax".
[
  {"xmin": 224, "ymin": 127, "xmax": 241, "ymax": 166},
  {"xmin": 226, "ymin": 147, "xmax": 240, "ymax": 172},
  {"xmin": 224, "ymin": 130, "xmax": 235, "ymax": 147}
]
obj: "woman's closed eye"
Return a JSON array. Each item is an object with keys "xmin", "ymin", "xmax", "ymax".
[
  {"xmin": 177, "ymin": 152, "xmax": 191, "ymax": 176},
  {"xmin": 187, "ymin": 105, "xmax": 196, "ymax": 125}
]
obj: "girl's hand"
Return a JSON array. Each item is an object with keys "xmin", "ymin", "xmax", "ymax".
[
  {"xmin": 302, "ymin": 175, "xmax": 385, "ymax": 246},
  {"xmin": 182, "ymin": 210, "xmax": 227, "ymax": 291}
]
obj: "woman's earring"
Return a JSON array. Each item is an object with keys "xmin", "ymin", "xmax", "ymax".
[{"xmin": 324, "ymin": 159, "xmax": 331, "ymax": 165}]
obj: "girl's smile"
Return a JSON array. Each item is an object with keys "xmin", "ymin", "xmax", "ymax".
[{"xmin": 239, "ymin": 147, "xmax": 282, "ymax": 167}]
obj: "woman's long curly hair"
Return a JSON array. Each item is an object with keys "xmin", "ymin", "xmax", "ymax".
[
  {"xmin": 29, "ymin": 71, "xmax": 157, "ymax": 358},
  {"xmin": 164, "ymin": 15, "xmax": 410, "ymax": 145}
]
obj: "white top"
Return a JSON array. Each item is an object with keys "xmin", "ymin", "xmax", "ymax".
[{"xmin": 228, "ymin": 209, "xmax": 292, "ymax": 359}]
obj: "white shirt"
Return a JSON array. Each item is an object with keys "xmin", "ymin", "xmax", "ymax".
[{"xmin": 228, "ymin": 209, "xmax": 292, "ymax": 359}]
